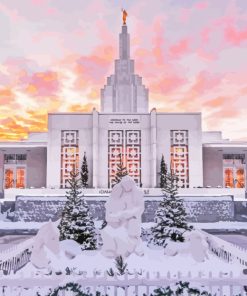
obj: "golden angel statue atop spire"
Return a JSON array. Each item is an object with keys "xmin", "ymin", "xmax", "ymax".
[{"xmin": 122, "ymin": 9, "xmax": 128, "ymax": 25}]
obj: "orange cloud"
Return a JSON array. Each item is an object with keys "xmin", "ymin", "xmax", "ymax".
[
  {"xmin": 67, "ymin": 103, "xmax": 96, "ymax": 113},
  {"xmin": 0, "ymin": 88, "xmax": 15, "ymax": 104},
  {"xmin": 203, "ymin": 96, "xmax": 229, "ymax": 108}
]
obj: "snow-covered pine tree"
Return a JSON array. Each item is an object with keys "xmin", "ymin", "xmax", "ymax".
[
  {"xmin": 58, "ymin": 170, "xmax": 97, "ymax": 250},
  {"xmin": 159, "ymin": 154, "xmax": 168, "ymax": 188},
  {"xmin": 80, "ymin": 152, "xmax": 89, "ymax": 188},
  {"xmin": 151, "ymin": 167, "xmax": 193, "ymax": 247},
  {"xmin": 112, "ymin": 153, "xmax": 128, "ymax": 187}
]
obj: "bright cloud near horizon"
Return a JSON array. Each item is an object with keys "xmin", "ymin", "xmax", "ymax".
[{"xmin": 0, "ymin": 0, "xmax": 247, "ymax": 140}]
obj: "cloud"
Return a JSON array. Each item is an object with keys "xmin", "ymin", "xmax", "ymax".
[
  {"xmin": 224, "ymin": 25, "xmax": 247, "ymax": 45},
  {"xmin": 169, "ymin": 38, "xmax": 190, "ymax": 59},
  {"xmin": 24, "ymin": 71, "xmax": 59, "ymax": 97},
  {"xmin": 0, "ymin": 88, "xmax": 15, "ymax": 104},
  {"xmin": 0, "ymin": 0, "xmax": 246, "ymax": 141},
  {"xmin": 190, "ymin": 71, "xmax": 222, "ymax": 94}
]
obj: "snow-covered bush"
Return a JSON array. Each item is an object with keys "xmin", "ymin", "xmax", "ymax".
[
  {"xmin": 147, "ymin": 281, "xmax": 211, "ymax": 295},
  {"xmin": 58, "ymin": 170, "xmax": 97, "ymax": 250},
  {"xmin": 151, "ymin": 165, "xmax": 193, "ymax": 247},
  {"xmin": 37, "ymin": 283, "xmax": 107, "ymax": 296}
]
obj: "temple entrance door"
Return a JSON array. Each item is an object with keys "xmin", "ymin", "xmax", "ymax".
[
  {"xmin": 224, "ymin": 167, "xmax": 245, "ymax": 188},
  {"xmin": 4, "ymin": 165, "xmax": 26, "ymax": 189},
  {"xmin": 16, "ymin": 167, "xmax": 26, "ymax": 188},
  {"xmin": 235, "ymin": 168, "xmax": 245, "ymax": 188},
  {"xmin": 4, "ymin": 167, "xmax": 15, "ymax": 189}
]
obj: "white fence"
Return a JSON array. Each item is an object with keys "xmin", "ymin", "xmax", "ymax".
[
  {"xmin": 1, "ymin": 230, "xmax": 247, "ymax": 295},
  {"xmin": 0, "ymin": 238, "xmax": 33, "ymax": 274},
  {"xmin": 0, "ymin": 270, "xmax": 247, "ymax": 296},
  {"xmin": 199, "ymin": 230, "xmax": 247, "ymax": 267}
]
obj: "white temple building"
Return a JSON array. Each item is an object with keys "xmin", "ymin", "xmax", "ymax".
[{"xmin": 0, "ymin": 22, "xmax": 246, "ymax": 198}]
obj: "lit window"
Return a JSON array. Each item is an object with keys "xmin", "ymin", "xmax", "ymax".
[
  {"xmin": 170, "ymin": 130, "xmax": 189, "ymax": 188},
  {"xmin": 223, "ymin": 154, "xmax": 245, "ymax": 188},
  {"xmin": 61, "ymin": 130, "xmax": 79, "ymax": 188},
  {"xmin": 108, "ymin": 130, "xmax": 141, "ymax": 188}
]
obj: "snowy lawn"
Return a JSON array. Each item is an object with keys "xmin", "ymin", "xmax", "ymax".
[
  {"xmin": 2, "ymin": 220, "xmax": 247, "ymax": 230},
  {"xmin": 19, "ymin": 242, "xmax": 243, "ymax": 279}
]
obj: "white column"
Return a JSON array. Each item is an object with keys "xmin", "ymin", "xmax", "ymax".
[
  {"xmin": 150, "ymin": 108, "xmax": 157, "ymax": 187},
  {"xmin": 92, "ymin": 109, "xmax": 99, "ymax": 188}
]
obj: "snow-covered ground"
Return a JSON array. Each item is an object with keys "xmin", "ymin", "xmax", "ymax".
[
  {"xmin": 18, "ymin": 242, "xmax": 242, "ymax": 278},
  {"xmin": 2, "ymin": 220, "xmax": 247, "ymax": 230},
  {"xmin": 3, "ymin": 241, "xmax": 241, "ymax": 296},
  {"xmin": 192, "ymin": 221, "xmax": 247, "ymax": 230},
  {"xmin": 0, "ymin": 221, "xmax": 246, "ymax": 295}
]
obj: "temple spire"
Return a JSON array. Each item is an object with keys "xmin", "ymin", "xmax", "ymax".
[
  {"xmin": 119, "ymin": 11, "xmax": 130, "ymax": 59},
  {"xmin": 100, "ymin": 11, "xmax": 149, "ymax": 113}
]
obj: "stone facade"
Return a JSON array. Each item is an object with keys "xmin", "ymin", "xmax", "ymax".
[{"xmin": 14, "ymin": 196, "xmax": 235, "ymax": 223}]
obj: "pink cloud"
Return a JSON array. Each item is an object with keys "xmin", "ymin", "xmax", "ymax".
[
  {"xmin": 225, "ymin": 25, "xmax": 247, "ymax": 45},
  {"xmin": 195, "ymin": 1, "xmax": 208, "ymax": 10},
  {"xmin": 150, "ymin": 75, "xmax": 186, "ymax": 94},
  {"xmin": 23, "ymin": 71, "xmax": 59, "ymax": 96},
  {"xmin": 31, "ymin": 0, "xmax": 48, "ymax": 6},
  {"xmin": 0, "ymin": 3, "xmax": 23, "ymax": 22},
  {"xmin": 191, "ymin": 71, "xmax": 222, "ymax": 94},
  {"xmin": 179, "ymin": 8, "xmax": 191, "ymax": 24},
  {"xmin": 169, "ymin": 39, "xmax": 189, "ymax": 58}
]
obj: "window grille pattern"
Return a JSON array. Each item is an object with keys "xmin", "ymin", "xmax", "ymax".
[
  {"xmin": 60, "ymin": 130, "xmax": 79, "ymax": 188},
  {"xmin": 4, "ymin": 154, "xmax": 27, "ymax": 164},
  {"xmin": 108, "ymin": 130, "xmax": 141, "ymax": 188},
  {"xmin": 170, "ymin": 130, "xmax": 189, "ymax": 188}
]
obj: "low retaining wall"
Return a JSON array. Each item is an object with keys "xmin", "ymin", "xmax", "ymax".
[
  {"xmin": 14, "ymin": 195, "xmax": 234, "ymax": 223},
  {"xmin": 234, "ymin": 201, "xmax": 247, "ymax": 222}
]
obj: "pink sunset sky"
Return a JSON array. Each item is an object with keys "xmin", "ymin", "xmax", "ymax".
[{"xmin": 0, "ymin": 0, "xmax": 246, "ymax": 140}]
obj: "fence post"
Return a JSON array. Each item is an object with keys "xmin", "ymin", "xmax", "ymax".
[
  {"xmin": 114, "ymin": 273, "xmax": 118, "ymax": 296},
  {"xmin": 103, "ymin": 271, "xmax": 107, "ymax": 295},
  {"xmin": 93, "ymin": 270, "xmax": 97, "ymax": 295},
  {"xmin": 124, "ymin": 272, "xmax": 128, "ymax": 296},
  {"xmin": 229, "ymin": 271, "xmax": 233, "ymax": 296},
  {"xmin": 134, "ymin": 271, "xmax": 139, "ymax": 296},
  {"xmin": 146, "ymin": 272, "xmax": 150, "ymax": 296},
  {"xmin": 208, "ymin": 271, "xmax": 213, "ymax": 295},
  {"xmin": 219, "ymin": 271, "xmax": 223, "ymax": 296}
]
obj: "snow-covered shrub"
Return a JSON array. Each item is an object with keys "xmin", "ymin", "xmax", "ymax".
[
  {"xmin": 37, "ymin": 282, "xmax": 107, "ymax": 296},
  {"xmin": 150, "ymin": 165, "xmax": 193, "ymax": 247},
  {"xmin": 147, "ymin": 281, "xmax": 211, "ymax": 295},
  {"xmin": 58, "ymin": 170, "xmax": 97, "ymax": 250}
]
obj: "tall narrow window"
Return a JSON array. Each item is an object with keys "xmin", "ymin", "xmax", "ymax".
[
  {"xmin": 223, "ymin": 154, "xmax": 245, "ymax": 188},
  {"xmin": 4, "ymin": 154, "xmax": 27, "ymax": 189},
  {"xmin": 108, "ymin": 130, "xmax": 141, "ymax": 188},
  {"xmin": 61, "ymin": 130, "xmax": 79, "ymax": 188},
  {"xmin": 170, "ymin": 130, "xmax": 189, "ymax": 188}
]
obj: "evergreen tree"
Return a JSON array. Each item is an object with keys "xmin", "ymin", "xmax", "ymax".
[
  {"xmin": 159, "ymin": 154, "xmax": 168, "ymax": 188},
  {"xmin": 80, "ymin": 152, "xmax": 89, "ymax": 188},
  {"xmin": 58, "ymin": 170, "xmax": 97, "ymax": 250},
  {"xmin": 151, "ymin": 167, "xmax": 193, "ymax": 247},
  {"xmin": 112, "ymin": 153, "xmax": 128, "ymax": 187}
]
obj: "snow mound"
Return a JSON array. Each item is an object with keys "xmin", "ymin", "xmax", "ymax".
[{"xmin": 60, "ymin": 239, "xmax": 82, "ymax": 259}]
